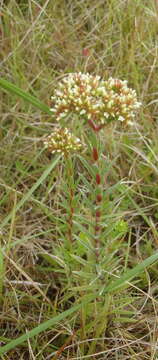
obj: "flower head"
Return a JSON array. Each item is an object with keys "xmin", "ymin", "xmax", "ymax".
[
  {"xmin": 50, "ymin": 73, "xmax": 141, "ymax": 127},
  {"xmin": 44, "ymin": 127, "xmax": 82, "ymax": 155}
]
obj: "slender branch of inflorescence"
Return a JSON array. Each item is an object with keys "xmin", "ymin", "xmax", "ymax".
[{"xmin": 44, "ymin": 127, "xmax": 83, "ymax": 248}]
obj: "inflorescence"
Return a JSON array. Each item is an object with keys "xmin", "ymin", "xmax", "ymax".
[
  {"xmin": 44, "ymin": 127, "xmax": 82, "ymax": 155},
  {"xmin": 50, "ymin": 72, "xmax": 141, "ymax": 126}
]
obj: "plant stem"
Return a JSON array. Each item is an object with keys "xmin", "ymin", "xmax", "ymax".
[
  {"xmin": 89, "ymin": 129, "xmax": 103, "ymax": 261},
  {"xmin": 65, "ymin": 156, "xmax": 75, "ymax": 248}
]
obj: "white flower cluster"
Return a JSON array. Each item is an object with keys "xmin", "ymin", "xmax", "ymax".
[
  {"xmin": 44, "ymin": 127, "xmax": 82, "ymax": 155},
  {"xmin": 50, "ymin": 73, "xmax": 141, "ymax": 126}
]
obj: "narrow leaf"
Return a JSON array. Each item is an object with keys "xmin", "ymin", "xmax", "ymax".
[
  {"xmin": 0, "ymin": 301, "xmax": 84, "ymax": 355},
  {"xmin": 0, "ymin": 78, "xmax": 52, "ymax": 114},
  {"xmin": 0, "ymin": 156, "xmax": 61, "ymax": 230},
  {"xmin": 105, "ymin": 252, "xmax": 158, "ymax": 293}
]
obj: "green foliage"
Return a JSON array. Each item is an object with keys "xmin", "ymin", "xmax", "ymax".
[{"xmin": 0, "ymin": 1, "xmax": 158, "ymax": 359}]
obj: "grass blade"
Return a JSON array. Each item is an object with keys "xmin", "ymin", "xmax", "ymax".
[
  {"xmin": 0, "ymin": 300, "xmax": 86, "ymax": 355},
  {"xmin": 105, "ymin": 252, "xmax": 158, "ymax": 293},
  {"xmin": 0, "ymin": 78, "xmax": 52, "ymax": 114},
  {"xmin": 0, "ymin": 155, "xmax": 61, "ymax": 230}
]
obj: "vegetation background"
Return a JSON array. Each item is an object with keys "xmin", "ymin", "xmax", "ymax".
[{"xmin": 0, "ymin": 0, "xmax": 158, "ymax": 359}]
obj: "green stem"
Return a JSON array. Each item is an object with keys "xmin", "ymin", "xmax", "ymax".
[{"xmin": 65, "ymin": 156, "xmax": 75, "ymax": 249}]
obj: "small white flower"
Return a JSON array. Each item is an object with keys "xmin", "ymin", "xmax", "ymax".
[
  {"xmin": 80, "ymin": 109, "xmax": 86, "ymax": 115},
  {"xmin": 104, "ymin": 112, "xmax": 109, "ymax": 118},
  {"xmin": 118, "ymin": 116, "xmax": 125, "ymax": 122}
]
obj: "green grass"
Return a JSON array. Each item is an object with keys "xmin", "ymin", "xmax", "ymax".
[{"xmin": 1, "ymin": 0, "xmax": 158, "ymax": 359}]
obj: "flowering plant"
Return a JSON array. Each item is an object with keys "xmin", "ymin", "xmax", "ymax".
[
  {"xmin": 50, "ymin": 73, "xmax": 141, "ymax": 130},
  {"xmin": 44, "ymin": 127, "xmax": 82, "ymax": 155},
  {"xmin": 44, "ymin": 72, "xmax": 141, "ymax": 258}
]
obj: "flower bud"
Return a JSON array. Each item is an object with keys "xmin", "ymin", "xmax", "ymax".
[
  {"xmin": 96, "ymin": 173, "xmax": 101, "ymax": 185},
  {"xmin": 93, "ymin": 147, "xmax": 99, "ymax": 161}
]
